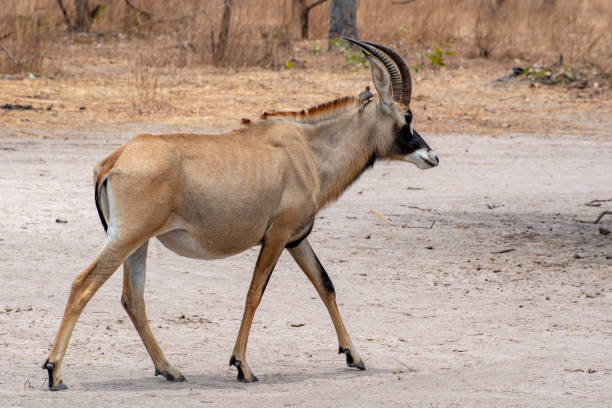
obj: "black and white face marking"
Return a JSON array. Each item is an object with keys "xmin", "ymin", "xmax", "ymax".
[{"xmin": 391, "ymin": 110, "xmax": 439, "ymax": 169}]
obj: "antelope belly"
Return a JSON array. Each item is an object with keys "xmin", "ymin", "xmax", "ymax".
[{"xmin": 156, "ymin": 228, "xmax": 256, "ymax": 260}]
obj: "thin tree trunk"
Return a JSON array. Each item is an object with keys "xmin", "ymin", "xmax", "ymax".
[
  {"xmin": 55, "ymin": 0, "xmax": 101, "ymax": 32},
  {"xmin": 212, "ymin": 0, "xmax": 232, "ymax": 63},
  {"xmin": 74, "ymin": 0, "xmax": 92, "ymax": 32},
  {"xmin": 289, "ymin": 0, "xmax": 328, "ymax": 40},
  {"xmin": 328, "ymin": 0, "xmax": 357, "ymax": 41},
  {"xmin": 56, "ymin": 0, "xmax": 73, "ymax": 28}
]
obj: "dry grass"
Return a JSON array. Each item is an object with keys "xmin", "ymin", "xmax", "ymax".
[
  {"xmin": 0, "ymin": 2, "xmax": 50, "ymax": 74},
  {"xmin": 0, "ymin": 0, "xmax": 610, "ymax": 140},
  {"xmin": 315, "ymin": 0, "xmax": 611, "ymax": 67},
  {"xmin": 1, "ymin": 37, "xmax": 609, "ymax": 139},
  {"xmin": 1, "ymin": 0, "xmax": 610, "ymax": 74},
  {"xmin": 128, "ymin": 51, "xmax": 170, "ymax": 113}
]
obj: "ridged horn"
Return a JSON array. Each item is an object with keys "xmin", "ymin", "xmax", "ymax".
[
  {"xmin": 362, "ymin": 41, "xmax": 412, "ymax": 105},
  {"xmin": 342, "ymin": 38, "xmax": 403, "ymax": 103}
]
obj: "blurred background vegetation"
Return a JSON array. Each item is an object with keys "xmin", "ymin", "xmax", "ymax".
[{"xmin": 0, "ymin": 0, "xmax": 610, "ymax": 74}]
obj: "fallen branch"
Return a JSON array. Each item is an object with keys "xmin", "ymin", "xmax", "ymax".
[
  {"xmin": 576, "ymin": 210, "xmax": 612, "ymax": 224},
  {"xmin": 593, "ymin": 211, "xmax": 612, "ymax": 224},
  {"xmin": 577, "ymin": 210, "xmax": 612, "ymax": 224},
  {"xmin": 370, "ymin": 209, "xmax": 397, "ymax": 226},
  {"xmin": 585, "ymin": 198, "xmax": 612, "ymax": 207}
]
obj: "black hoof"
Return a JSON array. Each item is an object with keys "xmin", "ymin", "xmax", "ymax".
[
  {"xmin": 230, "ymin": 356, "xmax": 259, "ymax": 383},
  {"xmin": 238, "ymin": 373, "xmax": 259, "ymax": 383},
  {"xmin": 42, "ymin": 359, "xmax": 69, "ymax": 391},
  {"xmin": 339, "ymin": 347, "xmax": 366, "ymax": 370},
  {"xmin": 49, "ymin": 381, "xmax": 69, "ymax": 391},
  {"xmin": 155, "ymin": 369, "xmax": 187, "ymax": 382}
]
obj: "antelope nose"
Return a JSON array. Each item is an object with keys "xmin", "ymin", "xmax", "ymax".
[{"xmin": 427, "ymin": 150, "xmax": 439, "ymax": 166}]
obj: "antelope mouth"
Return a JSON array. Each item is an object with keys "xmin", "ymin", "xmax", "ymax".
[
  {"xmin": 422, "ymin": 157, "xmax": 438, "ymax": 168},
  {"xmin": 403, "ymin": 148, "xmax": 439, "ymax": 169}
]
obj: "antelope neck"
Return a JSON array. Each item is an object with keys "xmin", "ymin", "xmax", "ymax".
[{"xmin": 303, "ymin": 110, "xmax": 377, "ymax": 207}]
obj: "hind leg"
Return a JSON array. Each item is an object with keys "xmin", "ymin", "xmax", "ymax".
[
  {"xmin": 44, "ymin": 237, "xmax": 143, "ymax": 390},
  {"xmin": 121, "ymin": 241, "xmax": 185, "ymax": 382}
]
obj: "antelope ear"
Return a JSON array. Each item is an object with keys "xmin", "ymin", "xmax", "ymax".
[{"xmin": 366, "ymin": 54, "xmax": 393, "ymax": 107}]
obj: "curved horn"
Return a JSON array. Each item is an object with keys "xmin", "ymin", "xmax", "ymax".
[
  {"xmin": 342, "ymin": 38, "xmax": 403, "ymax": 103},
  {"xmin": 362, "ymin": 41, "xmax": 412, "ymax": 105}
]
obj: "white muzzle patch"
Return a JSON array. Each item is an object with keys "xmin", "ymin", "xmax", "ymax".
[{"xmin": 403, "ymin": 148, "xmax": 439, "ymax": 169}]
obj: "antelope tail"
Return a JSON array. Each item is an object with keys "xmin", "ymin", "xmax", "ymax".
[{"xmin": 93, "ymin": 147, "xmax": 124, "ymax": 232}]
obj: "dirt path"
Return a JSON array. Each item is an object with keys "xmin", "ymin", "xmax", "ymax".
[{"xmin": 0, "ymin": 127, "xmax": 611, "ymax": 407}]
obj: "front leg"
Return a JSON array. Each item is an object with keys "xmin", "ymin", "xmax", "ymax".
[
  {"xmin": 230, "ymin": 236, "xmax": 286, "ymax": 382},
  {"xmin": 287, "ymin": 238, "xmax": 365, "ymax": 370}
]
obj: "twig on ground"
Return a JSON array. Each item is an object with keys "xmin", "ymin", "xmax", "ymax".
[
  {"xmin": 593, "ymin": 211, "xmax": 612, "ymax": 224},
  {"xmin": 585, "ymin": 198, "xmax": 612, "ymax": 207},
  {"xmin": 402, "ymin": 205, "xmax": 432, "ymax": 212},
  {"xmin": 577, "ymin": 210, "xmax": 612, "ymax": 224},
  {"xmin": 403, "ymin": 221, "xmax": 436, "ymax": 229},
  {"xmin": 491, "ymin": 248, "xmax": 515, "ymax": 254},
  {"xmin": 370, "ymin": 209, "xmax": 397, "ymax": 226}
]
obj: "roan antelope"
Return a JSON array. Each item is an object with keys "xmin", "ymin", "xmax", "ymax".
[{"xmin": 43, "ymin": 39, "xmax": 439, "ymax": 390}]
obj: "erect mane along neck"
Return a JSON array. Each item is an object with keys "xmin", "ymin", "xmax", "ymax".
[{"xmin": 261, "ymin": 96, "xmax": 359, "ymax": 125}]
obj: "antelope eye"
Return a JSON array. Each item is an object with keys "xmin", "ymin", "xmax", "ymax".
[{"xmin": 405, "ymin": 111, "xmax": 413, "ymax": 124}]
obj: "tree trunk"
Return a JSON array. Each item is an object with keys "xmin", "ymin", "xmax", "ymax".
[
  {"xmin": 328, "ymin": 0, "xmax": 357, "ymax": 41},
  {"xmin": 56, "ymin": 0, "xmax": 100, "ymax": 32},
  {"xmin": 74, "ymin": 0, "xmax": 93, "ymax": 32},
  {"xmin": 302, "ymin": 5, "xmax": 312, "ymax": 39},
  {"xmin": 297, "ymin": 0, "xmax": 310, "ymax": 39},
  {"xmin": 56, "ymin": 0, "xmax": 72, "ymax": 28},
  {"xmin": 288, "ymin": 0, "xmax": 329, "ymax": 40},
  {"xmin": 212, "ymin": 0, "xmax": 232, "ymax": 63}
]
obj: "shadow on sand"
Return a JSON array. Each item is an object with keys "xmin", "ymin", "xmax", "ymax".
[{"xmin": 81, "ymin": 366, "xmax": 382, "ymax": 392}]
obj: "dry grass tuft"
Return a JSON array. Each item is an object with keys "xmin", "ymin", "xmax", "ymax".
[
  {"xmin": 128, "ymin": 51, "xmax": 170, "ymax": 113},
  {"xmin": 0, "ymin": 12, "xmax": 48, "ymax": 73}
]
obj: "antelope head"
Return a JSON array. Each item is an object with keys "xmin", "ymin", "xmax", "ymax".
[{"xmin": 345, "ymin": 38, "xmax": 439, "ymax": 170}]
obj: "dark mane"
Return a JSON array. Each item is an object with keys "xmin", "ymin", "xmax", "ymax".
[{"xmin": 261, "ymin": 96, "xmax": 359, "ymax": 124}]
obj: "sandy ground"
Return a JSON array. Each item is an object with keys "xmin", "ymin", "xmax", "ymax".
[{"xmin": 0, "ymin": 120, "xmax": 611, "ymax": 407}]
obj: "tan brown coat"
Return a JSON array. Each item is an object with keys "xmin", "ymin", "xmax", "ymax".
[{"xmin": 43, "ymin": 40, "xmax": 439, "ymax": 390}]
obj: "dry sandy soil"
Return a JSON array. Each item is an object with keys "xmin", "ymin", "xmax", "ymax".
[{"xmin": 1, "ymin": 54, "xmax": 611, "ymax": 407}]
